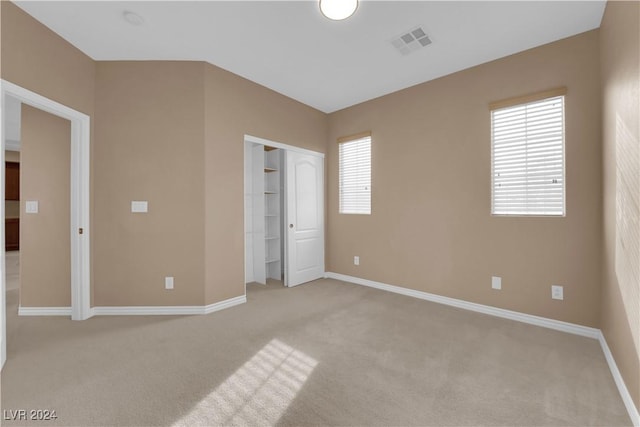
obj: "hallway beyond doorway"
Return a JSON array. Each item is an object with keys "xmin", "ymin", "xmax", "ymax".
[{"xmin": 5, "ymin": 251, "xmax": 19, "ymax": 292}]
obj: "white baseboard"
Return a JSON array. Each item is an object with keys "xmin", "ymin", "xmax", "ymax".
[
  {"xmin": 599, "ymin": 332, "xmax": 640, "ymax": 427},
  {"xmin": 20, "ymin": 296, "xmax": 247, "ymax": 317},
  {"xmin": 18, "ymin": 306, "xmax": 72, "ymax": 316},
  {"xmin": 326, "ymin": 272, "xmax": 599, "ymax": 338},
  {"xmin": 203, "ymin": 295, "xmax": 247, "ymax": 314},
  {"xmin": 91, "ymin": 306, "xmax": 203, "ymax": 316},
  {"xmin": 326, "ymin": 272, "xmax": 638, "ymax": 425},
  {"xmin": 91, "ymin": 295, "xmax": 247, "ymax": 316}
]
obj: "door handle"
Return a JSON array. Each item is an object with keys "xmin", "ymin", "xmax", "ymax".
[{"xmin": 289, "ymin": 224, "xmax": 294, "ymax": 229}]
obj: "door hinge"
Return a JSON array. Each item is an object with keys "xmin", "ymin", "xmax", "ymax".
[{"xmin": 79, "ymin": 228, "xmax": 84, "ymax": 235}]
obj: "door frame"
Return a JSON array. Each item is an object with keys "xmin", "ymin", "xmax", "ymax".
[
  {"xmin": 1, "ymin": 80, "xmax": 92, "ymax": 368},
  {"xmin": 243, "ymin": 134, "xmax": 325, "ymax": 293}
]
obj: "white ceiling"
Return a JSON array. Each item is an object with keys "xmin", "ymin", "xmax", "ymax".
[{"xmin": 14, "ymin": 1, "xmax": 606, "ymax": 113}]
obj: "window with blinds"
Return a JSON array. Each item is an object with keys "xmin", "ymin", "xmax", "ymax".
[
  {"xmin": 339, "ymin": 135, "xmax": 371, "ymax": 214},
  {"xmin": 491, "ymin": 95, "xmax": 565, "ymax": 216}
]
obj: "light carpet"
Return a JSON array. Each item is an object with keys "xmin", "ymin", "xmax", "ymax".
[
  {"xmin": 5, "ymin": 251, "xmax": 19, "ymax": 291},
  {"xmin": 1, "ymin": 278, "xmax": 631, "ymax": 426}
]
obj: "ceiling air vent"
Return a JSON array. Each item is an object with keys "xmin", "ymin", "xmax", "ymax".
[{"xmin": 390, "ymin": 26, "xmax": 432, "ymax": 56}]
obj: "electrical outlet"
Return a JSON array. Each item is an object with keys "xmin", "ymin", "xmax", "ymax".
[
  {"xmin": 165, "ymin": 276, "xmax": 174, "ymax": 290},
  {"xmin": 354, "ymin": 256, "xmax": 360, "ymax": 266},
  {"xmin": 551, "ymin": 285, "xmax": 563, "ymax": 300},
  {"xmin": 491, "ymin": 276, "xmax": 502, "ymax": 290}
]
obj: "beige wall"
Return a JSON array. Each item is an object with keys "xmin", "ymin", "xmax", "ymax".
[
  {"xmin": 0, "ymin": 0, "xmax": 328, "ymax": 308},
  {"xmin": 82, "ymin": 59, "xmax": 328, "ymax": 308},
  {"xmin": 2, "ymin": 0, "xmax": 638, "ymax": 414},
  {"xmin": 5, "ymin": 151, "xmax": 20, "ymax": 162},
  {"xmin": 5, "ymin": 150, "xmax": 20, "ymax": 218},
  {"xmin": 0, "ymin": 1, "xmax": 634, "ymax": 384},
  {"xmin": 20, "ymin": 105, "xmax": 71, "ymax": 307},
  {"xmin": 1, "ymin": 2, "xmax": 95, "ymax": 116},
  {"xmin": 1, "ymin": 1, "xmax": 95, "ymax": 306},
  {"xmin": 203, "ymin": 63, "xmax": 327, "ymax": 305},
  {"xmin": 93, "ymin": 61, "xmax": 206, "ymax": 306},
  {"xmin": 600, "ymin": 0, "xmax": 640, "ymax": 409},
  {"xmin": 327, "ymin": 30, "xmax": 603, "ymax": 327}
]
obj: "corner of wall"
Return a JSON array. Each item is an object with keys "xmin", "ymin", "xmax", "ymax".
[{"xmin": 599, "ymin": 0, "xmax": 640, "ymax": 413}]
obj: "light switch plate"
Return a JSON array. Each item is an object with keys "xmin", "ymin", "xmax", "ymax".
[
  {"xmin": 26, "ymin": 200, "xmax": 39, "ymax": 214},
  {"xmin": 131, "ymin": 201, "xmax": 148, "ymax": 213},
  {"xmin": 552, "ymin": 285, "xmax": 564, "ymax": 300},
  {"xmin": 492, "ymin": 276, "xmax": 502, "ymax": 290}
]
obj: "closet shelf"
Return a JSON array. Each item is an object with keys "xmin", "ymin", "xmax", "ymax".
[{"xmin": 249, "ymin": 144, "xmax": 281, "ymax": 283}]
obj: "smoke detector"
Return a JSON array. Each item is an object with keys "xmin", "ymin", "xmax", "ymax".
[
  {"xmin": 391, "ymin": 26, "xmax": 432, "ymax": 56},
  {"xmin": 123, "ymin": 11, "xmax": 144, "ymax": 26}
]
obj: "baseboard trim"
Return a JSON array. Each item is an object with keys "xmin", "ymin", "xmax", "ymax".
[
  {"xmin": 326, "ymin": 272, "xmax": 599, "ymax": 338},
  {"xmin": 91, "ymin": 306, "xmax": 202, "ymax": 316},
  {"xmin": 17, "ymin": 296, "xmax": 247, "ymax": 317},
  {"xmin": 203, "ymin": 295, "xmax": 247, "ymax": 314},
  {"xmin": 91, "ymin": 295, "xmax": 247, "ymax": 316},
  {"xmin": 598, "ymin": 332, "xmax": 640, "ymax": 427},
  {"xmin": 18, "ymin": 306, "xmax": 72, "ymax": 316}
]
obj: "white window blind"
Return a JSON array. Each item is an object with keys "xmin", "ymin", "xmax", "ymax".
[
  {"xmin": 339, "ymin": 135, "xmax": 371, "ymax": 214},
  {"xmin": 491, "ymin": 95, "xmax": 565, "ymax": 216}
]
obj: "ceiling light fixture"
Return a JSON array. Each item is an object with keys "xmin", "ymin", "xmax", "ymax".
[
  {"xmin": 319, "ymin": 0, "xmax": 358, "ymax": 21},
  {"xmin": 123, "ymin": 11, "xmax": 144, "ymax": 26}
]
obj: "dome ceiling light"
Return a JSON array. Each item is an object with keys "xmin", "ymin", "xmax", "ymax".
[{"xmin": 319, "ymin": 0, "xmax": 358, "ymax": 21}]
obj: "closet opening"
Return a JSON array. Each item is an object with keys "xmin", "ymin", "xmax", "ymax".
[
  {"xmin": 245, "ymin": 143, "xmax": 284, "ymax": 285},
  {"xmin": 243, "ymin": 135, "xmax": 325, "ymax": 291}
]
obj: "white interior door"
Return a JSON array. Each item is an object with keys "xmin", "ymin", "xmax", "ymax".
[{"xmin": 285, "ymin": 151, "xmax": 324, "ymax": 287}]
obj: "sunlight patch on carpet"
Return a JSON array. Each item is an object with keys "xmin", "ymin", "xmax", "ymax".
[{"xmin": 173, "ymin": 339, "xmax": 317, "ymax": 426}]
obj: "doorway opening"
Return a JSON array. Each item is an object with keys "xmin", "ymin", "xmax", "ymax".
[
  {"xmin": 245, "ymin": 143, "xmax": 284, "ymax": 285},
  {"xmin": 1, "ymin": 80, "xmax": 91, "ymax": 369},
  {"xmin": 4, "ymin": 96, "xmax": 21, "ymax": 359},
  {"xmin": 243, "ymin": 134, "xmax": 325, "ymax": 292},
  {"xmin": 4, "ymin": 96, "xmax": 21, "ymax": 305}
]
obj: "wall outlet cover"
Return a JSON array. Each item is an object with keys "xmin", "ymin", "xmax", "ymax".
[
  {"xmin": 551, "ymin": 285, "xmax": 563, "ymax": 300},
  {"xmin": 354, "ymin": 256, "xmax": 360, "ymax": 266},
  {"xmin": 492, "ymin": 276, "xmax": 502, "ymax": 290},
  {"xmin": 165, "ymin": 276, "xmax": 174, "ymax": 290}
]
